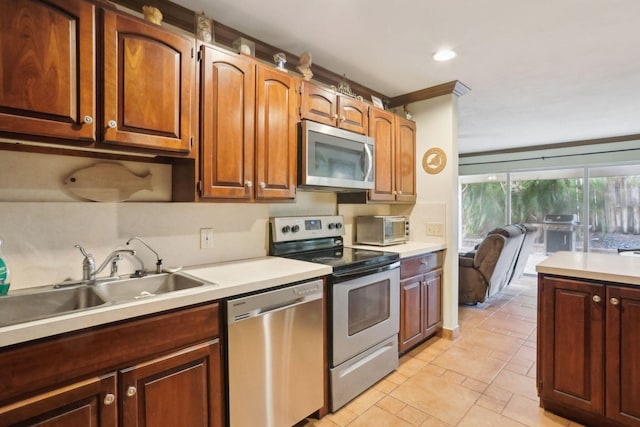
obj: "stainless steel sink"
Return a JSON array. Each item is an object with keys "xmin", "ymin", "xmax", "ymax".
[
  {"xmin": 94, "ymin": 273, "xmax": 206, "ymax": 303},
  {"xmin": 0, "ymin": 285, "xmax": 109, "ymax": 327}
]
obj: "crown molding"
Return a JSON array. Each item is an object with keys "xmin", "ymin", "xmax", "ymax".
[{"xmin": 387, "ymin": 80, "xmax": 471, "ymax": 109}]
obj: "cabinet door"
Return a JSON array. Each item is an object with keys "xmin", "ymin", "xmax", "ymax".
[
  {"xmin": 540, "ymin": 277, "xmax": 605, "ymax": 415},
  {"xmin": 338, "ymin": 96, "xmax": 368, "ymax": 134},
  {"xmin": 255, "ymin": 66, "xmax": 297, "ymax": 200},
  {"xmin": 0, "ymin": 374, "xmax": 117, "ymax": 426},
  {"xmin": 395, "ymin": 117, "xmax": 417, "ymax": 203},
  {"xmin": 102, "ymin": 10, "xmax": 193, "ymax": 153},
  {"xmin": 423, "ymin": 269, "xmax": 442, "ymax": 337},
  {"xmin": 200, "ymin": 46, "xmax": 255, "ymax": 200},
  {"xmin": 399, "ymin": 276, "xmax": 424, "ymax": 353},
  {"xmin": 120, "ymin": 340, "xmax": 222, "ymax": 427},
  {"xmin": 300, "ymin": 83, "xmax": 337, "ymax": 126},
  {"xmin": 368, "ymin": 107, "xmax": 396, "ymax": 202},
  {"xmin": 0, "ymin": 0, "xmax": 96, "ymax": 142},
  {"xmin": 606, "ymin": 285, "xmax": 640, "ymax": 426}
]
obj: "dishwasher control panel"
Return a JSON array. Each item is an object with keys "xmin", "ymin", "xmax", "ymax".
[{"xmin": 226, "ymin": 279, "xmax": 323, "ymax": 323}]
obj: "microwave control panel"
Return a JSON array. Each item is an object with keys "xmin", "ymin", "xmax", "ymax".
[{"xmin": 270, "ymin": 215, "xmax": 344, "ymax": 242}]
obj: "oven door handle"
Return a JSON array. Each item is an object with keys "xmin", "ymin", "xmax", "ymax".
[{"xmin": 332, "ymin": 261, "xmax": 400, "ymax": 283}]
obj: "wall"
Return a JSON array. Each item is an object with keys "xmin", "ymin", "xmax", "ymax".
[
  {"xmin": 0, "ymin": 149, "xmax": 337, "ymax": 290},
  {"xmin": 393, "ymin": 95, "xmax": 460, "ymax": 335}
]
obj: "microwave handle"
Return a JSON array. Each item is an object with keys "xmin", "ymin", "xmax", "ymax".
[{"xmin": 363, "ymin": 143, "xmax": 373, "ymax": 182}]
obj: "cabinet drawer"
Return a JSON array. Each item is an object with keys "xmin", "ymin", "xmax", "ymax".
[{"xmin": 401, "ymin": 251, "xmax": 443, "ymax": 279}]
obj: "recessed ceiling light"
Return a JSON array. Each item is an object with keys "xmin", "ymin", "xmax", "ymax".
[{"xmin": 433, "ymin": 49, "xmax": 457, "ymax": 62}]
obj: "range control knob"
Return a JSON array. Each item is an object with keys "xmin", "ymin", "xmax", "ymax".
[
  {"xmin": 335, "ymin": 222, "xmax": 343, "ymax": 229},
  {"xmin": 281, "ymin": 225, "xmax": 291, "ymax": 234},
  {"xmin": 291, "ymin": 225, "xmax": 300, "ymax": 233},
  {"xmin": 328, "ymin": 223, "xmax": 335, "ymax": 230}
]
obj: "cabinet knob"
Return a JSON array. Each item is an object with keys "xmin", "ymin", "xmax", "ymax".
[
  {"xmin": 83, "ymin": 115, "xmax": 93, "ymax": 124},
  {"xmin": 126, "ymin": 386, "xmax": 137, "ymax": 397},
  {"xmin": 610, "ymin": 297, "xmax": 620, "ymax": 305},
  {"xmin": 397, "ymin": 190, "xmax": 403, "ymax": 195},
  {"xmin": 260, "ymin": 182, "xmax": 266, "ymax": 189},
  {"xmin": 332, "ymin": 113, "xmax": 338, "ymax": 120},
  {"xmin": 103, "ymin": 393, "xmax": 116, "ymax": 405},
  {"xmin": 340, "ymin": 116, "xmax": 345, "ymax": 121},
  {"xmin": 108, "ymin": 120, "xmax": 117, "ymax": 129},
  {"xmin": 592, "ymin": 295, "xmax": 601, "ymax": 303},
  {"xmin": 245, "ymin": 180, "xmax": 253, "ymax": 188}
]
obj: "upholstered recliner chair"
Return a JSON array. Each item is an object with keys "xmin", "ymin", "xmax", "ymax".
[{"xmin": 458, "ymin": 225, "xmax": 526, "ymax": 304}]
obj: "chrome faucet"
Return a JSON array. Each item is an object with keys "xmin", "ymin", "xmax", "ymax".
[
  {"xmin": 94, "ymin": 249, "xmax": 139, "ymax": 279},
  {"xmin": 126, "ymin": 237, "xmax": 163, "ymax": 274},
  {"xmin": 75, "ymin": 244, "xmax": 96, "ymax": 280},
  {"xmin": 75, "ymin": 245, "xmax": 144, "ymax": 280}
]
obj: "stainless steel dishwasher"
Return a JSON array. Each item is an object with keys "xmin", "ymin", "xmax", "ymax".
[{"xmin": 226, "ymin": 279, "xmax": 324, "ymax": 427}]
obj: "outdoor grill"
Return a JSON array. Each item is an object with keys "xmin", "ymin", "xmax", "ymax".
[{"xmin": 543, "ymin": 214, "xmax": 580, "ymax": 253}]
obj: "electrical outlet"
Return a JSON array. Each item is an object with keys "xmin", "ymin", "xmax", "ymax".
[
  {"xmin": 200, "ymin": 228, "xmax": 214, "ymax": 249},
  {"xmin": 426, "ymin": 222, "xmax": 444, "ymax": 237}
]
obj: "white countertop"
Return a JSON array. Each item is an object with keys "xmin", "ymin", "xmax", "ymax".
[
  {"xmin": 536, "ymin": 251, "xmax": 640, "ymax": 285},
  {"xmin": 0, "ymin": 256, "xmax": 332, "ymax": 348},
  {"xmin": 349, "ymin": 240, "xmax": 446, "ymax": 258}
]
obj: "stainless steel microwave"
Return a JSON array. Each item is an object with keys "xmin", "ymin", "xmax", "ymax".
[
  {"xmin": 298, "ymin": 120, "xmax": 375, "ymax": 191},
  {"xmin": 355, "ymin": 216, "xmax": 409, "ymax": 246}
]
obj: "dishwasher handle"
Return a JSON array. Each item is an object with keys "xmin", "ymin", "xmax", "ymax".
[{"xmin": 227, "ymin": 279, "xmax": 323, "ymax": 324}]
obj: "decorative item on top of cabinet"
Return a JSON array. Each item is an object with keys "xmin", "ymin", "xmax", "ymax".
[
  {"xmin": 142, "ymin": 5, "xmax": 163, "ymax": 25},
  {"xmin": 297, "ymin": 51, "xmax": 314, "ymax": 81},
  {"xmin": 300, "ymin": 81, "xmax": 368, "ymax": 135},
  {"xmin": 199, "ymin": 45, "xmax": 297, "ymax": 201},
  {"xmin": 0, "ymin": 0, "xmax": 97, "ymax": 143},
  {"xmin": 538, "ymin": 275, "xmax": 640, "ymax": 427},
  {"xmin": 101, "ymin": 9, "xmax": 194, "ymax": 154},
  {"xmin": 339, "ymin": 108, "xmax": 416, "ymax": 204},
  {"xmin": 399, "ymin": 251, "xmax": 444, "ymax": 353},
  {"xmin": 195, "ymin": 11, "xmax": 214, "ymax": 43}
]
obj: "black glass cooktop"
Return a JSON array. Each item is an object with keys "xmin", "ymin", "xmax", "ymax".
[{"xmin": 285, "ymin": 247, "xmax": 399, "ymax": 273}]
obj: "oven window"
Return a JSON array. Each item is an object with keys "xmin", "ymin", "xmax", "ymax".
[{"xmin": 347, "ymin": 279, "xmax": 390, "ymax": 336}]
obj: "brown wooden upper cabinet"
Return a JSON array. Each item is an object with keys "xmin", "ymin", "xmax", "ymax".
[
  {"xmin": 0, "ymin": 0, "xmax": 97, "ymax": 143},
  {"xmin": 0, "ymin": 0, "xmax": 194, "ymax": 156},
  {"xmin": 300, "ymin": 82, "xmax": 368, "ymax": 135},
  {"xmin": 368, "ymin": 108, "xmax": 416, "ymax": 203},
  {"xmin": 199, "ymin": 46, "xmax": 297, "ymax": 201},
  {"xmin": 101, "ymin": 9, "xmax": 194, "ymax": 154}
]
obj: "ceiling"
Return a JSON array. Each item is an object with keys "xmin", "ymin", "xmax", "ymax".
[{"xmin": 172, "ymin": 0, "xmax": 640, "ymax": 154}]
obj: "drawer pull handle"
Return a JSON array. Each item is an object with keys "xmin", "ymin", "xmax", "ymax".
[
  {"xmin": 421, "ymin": 261, "xmax": 429, "ymax": 266},
  {"xmin": 104, "ymin": 393, "xmax": 115, "ymax": 405},
  {"xmin": 610, "ymin": 297, "xmax": 620, "ymax": 305},
  {"xmin": 592, "ymin": 295, "xmax": 601, "ymax": 303},
  {"xmin": 126, "ymin": 386, "xmax": 137, "ymax": 397}
]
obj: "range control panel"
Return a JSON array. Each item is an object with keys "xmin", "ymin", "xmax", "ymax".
[{"xmin": 270, "ymin": 215, "xmax": 344, "ymax": 242}]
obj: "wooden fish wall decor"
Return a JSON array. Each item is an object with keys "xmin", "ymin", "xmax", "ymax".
[{"xmin": 63, "ymin": 162, "xmax": 153, "ymax": 202}]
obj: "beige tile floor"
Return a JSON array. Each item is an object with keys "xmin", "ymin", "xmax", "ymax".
[{"xmin": 304, "ymin": 276, "xmax": 585, "ymax": 427}]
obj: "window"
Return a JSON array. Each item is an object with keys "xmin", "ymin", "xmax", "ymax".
[
  {"xmin": 588, "ymin": 165, "xmax": 640, "ymax": 253},
  {"xmin": 459, "ymin": 174, "xmax": 507, "ymax": 253}
]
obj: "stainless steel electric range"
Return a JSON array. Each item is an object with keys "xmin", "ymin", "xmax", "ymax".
[{"xmin": 269, "ymin": 215, "xmax": 400, "ymax": 411}]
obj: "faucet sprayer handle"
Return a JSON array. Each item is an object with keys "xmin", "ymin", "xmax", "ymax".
[{"xmin": 75, "ymin": 244, "xmax": 92, "ymax": 258}]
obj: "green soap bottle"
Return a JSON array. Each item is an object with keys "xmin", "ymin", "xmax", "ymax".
[{"xmin": 0, "ymin": 238, "xmax": 10, "ymax": 295}]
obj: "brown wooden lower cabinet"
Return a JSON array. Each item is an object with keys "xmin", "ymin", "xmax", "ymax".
[
  {"xmin": 399, "ymin": 252, "xmax": 443, "ymax": 353},
  {"xmin": 538, "ymin": 275, "xmax": 640, "ymax": 427},
  {"xmin": 0, "ymin": 374, "xmax": 117, "ymax": 426},
  {"xmin": 0, "ymin": 303, "xmax": 223, "ymax": 427}
]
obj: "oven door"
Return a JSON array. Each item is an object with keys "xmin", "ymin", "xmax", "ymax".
[{"xmin": 331, "ymin": 263, "xmax": 400, "ymax": 366}]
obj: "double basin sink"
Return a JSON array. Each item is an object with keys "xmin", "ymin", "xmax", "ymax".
[{"xmin": 0, "ymin": 273, "xmax": 210, "ymax": 328}]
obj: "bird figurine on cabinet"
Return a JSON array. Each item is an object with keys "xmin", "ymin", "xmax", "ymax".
[{"xmin": 297, "ymin": 51, "xmax": 313, "ymax": 81}]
